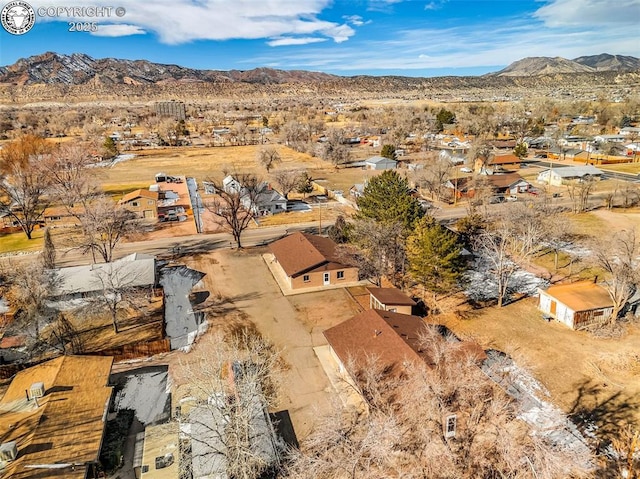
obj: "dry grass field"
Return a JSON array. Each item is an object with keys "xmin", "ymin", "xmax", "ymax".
[
  {"xmin": 439, "ymin": 297, "xmax": 640, "ymax": 430},
  {"xmin": 99, "ymin": 144, "xmax": 326, "ymax": 191}
]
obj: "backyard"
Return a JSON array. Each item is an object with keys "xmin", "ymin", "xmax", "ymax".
[{"xmin": 438, "ymin": 298, "xmax": 640, "ymax": 433}]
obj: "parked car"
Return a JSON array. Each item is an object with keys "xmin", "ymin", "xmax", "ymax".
[
  {"xmin": 506, "ymin": 195, "xmax": 518, "ymax": 202},
  {"xmin": 460, "ymin": 167, "xmax": 473, "ymax": 173}
]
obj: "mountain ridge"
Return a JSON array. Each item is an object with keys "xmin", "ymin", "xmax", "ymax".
[
  {"xmin": 490, "ymin": 53, "xmax": 640, "ymax": 77},
  {"xmin": 1, "ymin": 52, "xmax": 639, "ymax": 86}
]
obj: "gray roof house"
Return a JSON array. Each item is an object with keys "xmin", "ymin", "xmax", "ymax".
[
  {"xmin": 537, "ymin": 165, "xmax": 603, "ymax": 186},
  {"xmin": 222, "ymin": 175, "xmax": 287, "ymax": 215},
  {"xmin": 252, "ymin": 184, "xmax": 287, "ymax": 216},
  {"xmin": 365, "ymin": 156, "xmax": 397, "ymax": 170},
  {"xmin": 49, "ymin": 253, "xmax": 157, "ymax": 299}
]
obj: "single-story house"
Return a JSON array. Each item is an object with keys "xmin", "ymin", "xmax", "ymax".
[
  {"xmin": 119, "ymin": 189, "xmax": 159, "ymax": 219},
  {"xmin": 365, "ymin": 156, "xmax": 397, "ymax": 170},
  {"xmin": 368, "ymin": 287, "xmax": 416, "ymax": 315},
  {"xmin": 186, "ymin": 361, "xmax": 280, "ymax": 479},
  {"xmin": 536, "ymin": 165, "xmax": 603, "ymax": 187},
  {"xmin": 269, "ymin": 232, "xmax": 358, "ymax": 290},
  {"xmin": 485, "ymin": 154, "xmax": 524, "ymax": 172},
  {"xmin": 445, "ymin": 173, "xmax": 530, "ymax": 199},
  {"xmin": 222, "ymin": 175, "xmax": 287, "ymax": 215},
  {"xmin": 0, "ymin": 355, "xmax": 113, "ymax": 479},
  {"xmin": 485, "ymin": 173, "xmax": 531, "ymax": 195},
  {"xmin": 49, "ymin": 252, "xmax": 157, "ymax": 300},
  {"xmin": 252, "ymin": 184, "xmax": 287, "ymax": 216},
  {"xmin": 537, "ymin": 281, "xmax": 614, "ymax": 329},
  {"xmin": 324, "ymin": 309, "xmax": 485, "ymax": 380},
  {"xmin": 42, "ymin": 205, "xmax": 84, "ymax": 227}
]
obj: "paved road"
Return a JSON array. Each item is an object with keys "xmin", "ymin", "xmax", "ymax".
[{"xmin": 9, "ymin": 222, "xmax": 326, "ymax": 267}]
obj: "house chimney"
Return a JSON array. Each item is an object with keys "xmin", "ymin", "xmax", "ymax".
[{"xmin": 373, "ymin": 329, "xmax": 382, "ymax": 338}]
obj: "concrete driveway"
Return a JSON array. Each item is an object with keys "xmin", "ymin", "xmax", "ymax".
[{"xmin": 206, "ymin": 250, "xmax": 340, "ymax": 439}]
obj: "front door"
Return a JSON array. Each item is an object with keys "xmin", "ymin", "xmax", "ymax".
[{"xmin": 323, "ymin": 273, "xmax": 330, "ymax": 285}]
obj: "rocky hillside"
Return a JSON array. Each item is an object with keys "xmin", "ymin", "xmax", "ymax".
[
  {"xmin": 491, "ymin": 57, "xmax": 595, "ymax": 76},
  {"xmin": 1, "ymin": 52, "xmax": 638, "ymax": 104},
  {"xmin": 573, "ymin": 53, "xmax": 640, "ymax": 72},
  {"xmin": 490, "ymin": 54, "xmax": 639, "ymax": 77},
  {"xmin": 0, "ymin": 52, "xmax": 338, "ymax": 86}
]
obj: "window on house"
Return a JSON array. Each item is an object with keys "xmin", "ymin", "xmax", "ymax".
[
  {"xmin": 593, "ymin": 310, "xmax": 604, "ymax": 317},
  {"xmin": 337, "ymin": 271, "xmax": 344, "ymax": 280},
  {"xmin": 131, "ymin": 201, "xmax": 139, "ymax": 207},
  {"xmin": 148, "ymin": 200, "xmax": 155, "ymax": 205},
  {"xmin": 303, "ymin": 275, "xmax": 310, "ymax": 282}
]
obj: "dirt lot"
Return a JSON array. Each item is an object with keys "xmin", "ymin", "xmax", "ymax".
[
  {"xmin": 438, "ymin": 298, "xmax": 640, "ymax": 429},
  {"xmin": 175, "ymin": 248, "xmax": 363, "ymax": 440}
]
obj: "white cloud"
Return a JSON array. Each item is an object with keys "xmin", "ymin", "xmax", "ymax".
[
  {"xmin": 267, "ymin": 37, "xmax": 327, "ymax": 47},
  {"xmin": 29, "ymin": 0, "xmax": 355, "ymax": 44},
  {"xmin": 343, "ymin": 14, "xmax": 371, "ymax": 26},
  {"xmin": 424, "ymin": 0, "xmax": 447, "ymax": 10},
  {"xmin": 90, "ymin": 24, "xmax": 146, "ymax": 37},
  {"xmin": 535, "ymin": 0, "xmax": 640, "ymax": 26},
  {"xmin": 246, "ymin": 15, "xmax": 640, "ymax": 73}
]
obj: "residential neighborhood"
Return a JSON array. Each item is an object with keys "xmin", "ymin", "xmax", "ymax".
[{"xmin": 1, "ymin": 30, "xmax": 640, "ymax": 479}]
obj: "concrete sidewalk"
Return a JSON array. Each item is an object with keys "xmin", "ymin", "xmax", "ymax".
[
  {"xmin": 313, "ymin": 345, "xmax": 367, "ymax": 413},
  {"xmin": 262, "ymin": 253, "xmax": 369, "ymax": 296}
]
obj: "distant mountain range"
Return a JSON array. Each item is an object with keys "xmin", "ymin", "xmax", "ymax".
[
  {"xmin": 0, "ymin": 52, "xmax": 338, "ymax": 86},
  {"xmin": 0, "ymin": 52, "xmax": 638, "ymax": 86},
  {"xmin": 489, "ymin": 54, "xmax": 640, "ymax": 77}
]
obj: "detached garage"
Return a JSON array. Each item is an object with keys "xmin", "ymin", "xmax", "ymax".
[{"xmin": 537, "ymin": 281, "xmax": 613, "ymax": 330}]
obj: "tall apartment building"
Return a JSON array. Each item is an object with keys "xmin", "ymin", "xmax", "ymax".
[{"xmin": 155, "ymin": 100, "xmax": 186, "ymax": 120}]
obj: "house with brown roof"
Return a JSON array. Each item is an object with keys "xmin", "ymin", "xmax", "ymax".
[
  {"xmin": 324, "ymin": 310, "xmax": 431, "ymax": 377},
  {"xmin": 119, "ymin": 189, "xmax": 159, "ymax": 219},
  {"xmin": 42, "ymin": 205, "xmax": 83, "ymax": 228},
  {"xmin": 538, "ymin": 281, "xmax": 614, "ymax": 329},
  {"xmin": 324, "ymin": 309, "xmax": 485, "ymax": 381},
  {"xmin": 0, "ymin": 355, "xmax": 113, "ymax": 479},
  {"xmin": 269, "ymin": 232, "xmax": 358, "ymax": 290},
  {"xmin": 367, "ymin": 287, "xmax": 416, "ymax": 315}
]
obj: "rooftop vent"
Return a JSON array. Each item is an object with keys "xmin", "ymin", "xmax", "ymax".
[
  {"xmin": 29, "ymin": 382, "xmax": 45, "ymax": 400},
  {"xmin": 0, "ymin": 441, "xmax": 17, "ymax": 462}
]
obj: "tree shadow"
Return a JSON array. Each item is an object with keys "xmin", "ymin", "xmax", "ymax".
[{"xmin": 568, "ymin": 378, "xmax": 640, "ymax": 477}]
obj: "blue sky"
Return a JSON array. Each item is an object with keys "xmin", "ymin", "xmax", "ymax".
[{"xmin": 1, "ymin": 0, "xmax": 639, "ymax": 76}]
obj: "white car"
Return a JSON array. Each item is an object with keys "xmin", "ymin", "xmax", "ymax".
[
  {"xmin": 506, "ymin": 195, "xmax": 518, "ymax": 202},
  {"xmin": 460, "ymin": 167, "xmax": 473, "ymax": 173}
]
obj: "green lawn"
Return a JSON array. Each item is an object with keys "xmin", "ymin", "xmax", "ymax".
[
  {"xmin": 0, "ymin": 228, "xmax": 44, "ymax": 254},
  {"xmin": 599, "ymin": 162, "xmax": 640, "ymax": 175}
]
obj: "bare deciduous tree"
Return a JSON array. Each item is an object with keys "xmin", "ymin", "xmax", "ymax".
[
  {"xmin": 566, "ymin": 177, "xmax": 596, "ymax": 213},
  {"xmin": 286, "ymin": 334, "xmax": 588, "ymax": 478},
  {"xmin": 0, "ymin": 134, "xmax": 52, "ymax": 239},
  {"xmin": 88, "ymin": 261, "xmax": 150, "ymax": 334},
  {"xmin": 474, "ymin": 202, "xmax": 547, "ymax": 307},
  {"xmin": 1, "ymin": 259, "xmax": 55, "ymax": 341},
  {"xmin": 590, "ymin": 229, "xmax": 640, "ymax": 324},
  {"xmin": 411, "ymin": 156, "xmax": 452, "ymax": 201},
  {"xmin": 44, "ymin": 142, "xmax": 99, "ymax": 209},
  {"xmin": 178, "ymin": 330, "xmax": 283, "ymax": 479},
  {"xmin": 319, "ymin": 128, "xmax": 351, "ymax": 169},
  {"xmin": 204, "ymin": 173, "xmax": 262, "ymax": 248},
  {"xmin": 77, "ymin": 196, "xmax": 139, "ymax": 263},
  {"xmin": 272, "ymin": 169, "xmax": 302, "ymax": 199},
  {"xmin": 257, "ymin": 146, "xmax": 281, "ymax": 173}
]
